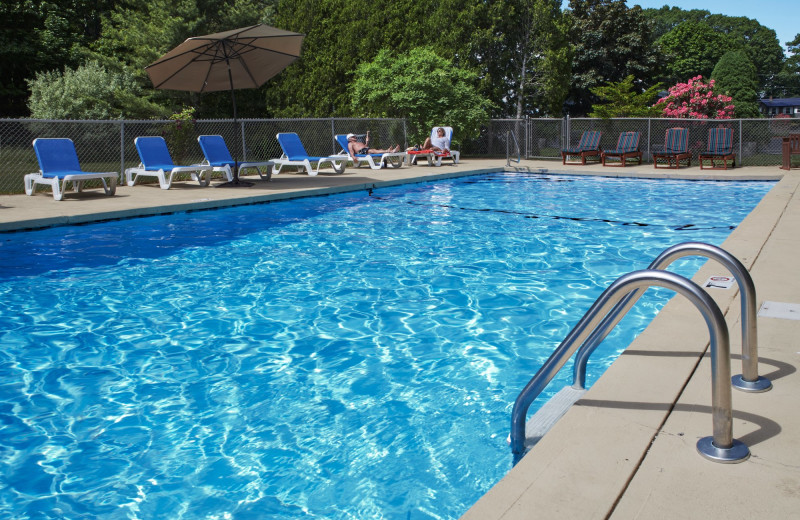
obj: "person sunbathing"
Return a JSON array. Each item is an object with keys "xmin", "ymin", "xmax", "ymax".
[
  {"xmin": 347, "ymin": 131, "xmax": 400, "ymax": 160},
  {"xmin": 422, "ymin": 127, "xmax": 451, "ymax": 153}
]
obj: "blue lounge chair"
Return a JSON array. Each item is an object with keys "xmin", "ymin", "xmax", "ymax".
[
  {"xmin": 561, "ymin": 131, "xmax": 602, "ymax": 165},
  {"xmin": 126, "ymin": 136, "xmax": 212, "ymax": 189},
  {"xmin": 198, "ymin": 135, "xmax": 274, "ymax": 181},
  {"xmin": 653, "ymin": 128, "xmax": 691, "ymax": 169},
  {"xmin": 602, "ymin": 131, "xmax": 642, "ymax": 167},
  {"xmin": 699, "ymin": 127, "xmax": 735, "ymax": 170},
  {"xmin": 273, "ymin": 133, "xmax": 347, "ymax": 176},
  {"xmin": 334, "ymin": 134, "xmax": 405, "ymax": 170},
  {"xmin": 25, "ymin": 138, "xmax": 117, "ymax": 201}
]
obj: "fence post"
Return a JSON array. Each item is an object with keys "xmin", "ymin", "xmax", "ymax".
[
  {"xmin": 120, "ymin": 121, "xmax": 125, "ymax": 183},
  {"xmin": 647, "ymin": 118, "xmax": 651, "ymax": 163},
  {"xmin": 739, "ymin": 119, "xmax": 743, "ymax": 167},
  {"xmin": 331, "ymin": 118, "xmax": 336, "ymax": 156},
  {"xmin": 527, "ymin": 116, "xmax": 531, "ymax": 159},
  {"xmin": 240, "ymin": 120, "xmax": 247, "ymax": 161}
]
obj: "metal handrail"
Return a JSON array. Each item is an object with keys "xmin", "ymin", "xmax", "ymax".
[
  {"xmin": 572, "ymin": 242, "xmax": 771, "ymax": 393},
  {"xmin": 510, "ymin": 269, "xmax": 749, "ymax": 465}
]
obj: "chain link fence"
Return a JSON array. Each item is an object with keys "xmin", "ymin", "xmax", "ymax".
[
  {"xmin": 0, "ymin": 117, "xmax": 407, "ymax": 194},
  {"xmin": 2, "ymin": 116, "xmax": 798, "ymax": 194}
]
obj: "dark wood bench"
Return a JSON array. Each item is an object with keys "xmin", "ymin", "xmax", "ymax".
[{"xmin": 782, "ymin": 134, "xmax": 800, "ymax": 170}]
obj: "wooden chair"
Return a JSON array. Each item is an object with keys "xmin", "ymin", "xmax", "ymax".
[
  {"xmin": 653, "ymin": 128, "xmax": 691, "ymax": 169},
  {"xmin": 602, "ymin": 132, "xmax": 642, "ymax": 167},
  {"xmin": 780, "ymin": 134, "xmax": 800, "ymax": 170},
  {"xmin": 699, "ymin": 127, "xmax": 735, "ymax": 170},
  {"xmin": 561, "ymin": 131, "xmax": 602, "ymax": 165}
]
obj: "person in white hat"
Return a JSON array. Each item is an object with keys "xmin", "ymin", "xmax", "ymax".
[{"xmin": 346, "ymin": 131, "xmax": 400, "ymax": 162}]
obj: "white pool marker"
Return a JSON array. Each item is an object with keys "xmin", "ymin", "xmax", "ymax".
[{"xmin": 758, "ymin": 301, "xmax": 800, "ymax": 320}]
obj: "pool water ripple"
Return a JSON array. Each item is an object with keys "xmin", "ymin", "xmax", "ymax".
[{"xmin": 0, "ymin": 173, "xmax": 773, "ymax": 519}]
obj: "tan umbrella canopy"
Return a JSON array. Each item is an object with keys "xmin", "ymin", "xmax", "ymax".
[
  {"xmin": 146, "ymin": 24, "xmax": 304, "ymax": 119},
  {"xmin": 145, "ymin": 24, "xmax": 304, "ymax": 185}
]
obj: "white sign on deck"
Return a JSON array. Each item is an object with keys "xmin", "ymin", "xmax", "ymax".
[{"xmin": 703, "ymin": 275, "xmax": 735, "ymax": 289}]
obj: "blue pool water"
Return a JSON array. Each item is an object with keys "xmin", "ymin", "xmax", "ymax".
[{"xmin": 0, "ymin": 173, "xmax": 773, "ymax": 519}]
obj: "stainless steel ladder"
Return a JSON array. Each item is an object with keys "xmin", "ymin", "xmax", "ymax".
[{"xmin": 510, "ymin": 242, "xmax": 766, "ymax": 465}]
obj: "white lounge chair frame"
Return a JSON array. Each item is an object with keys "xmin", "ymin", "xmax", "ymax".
[
  {"xmin": 126, "ymin": 137, "xmax": 214, "ymax": 190},
  {"xmin": 273, "ymin": 133, "xmax": 347, "ymax": 176},
  {"xmin": 197, "ymin": 135, "xmax": 274, "ymax": 181},
  {"xmin": 334, "ymin": 134, "xmax": 406, "ymax": 170}
]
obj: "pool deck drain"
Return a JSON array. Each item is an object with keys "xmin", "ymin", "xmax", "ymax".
[{"xmin": 1, "ymin": 159, "xmax": 798, "ymax": 519}]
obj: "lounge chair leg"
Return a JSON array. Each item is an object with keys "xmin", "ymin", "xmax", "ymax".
[{"xmin": 52, "ymin": 179, "xmax": 63, "ymax": 201}]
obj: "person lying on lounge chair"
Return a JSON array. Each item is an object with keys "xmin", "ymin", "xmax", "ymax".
[
  {"xmin": 422, "ymin": 127, "xmax": 451, "ymax": 153},
  {"xmin": 347, "ymin": 132, "xmax": 400, "ymax": 160}
]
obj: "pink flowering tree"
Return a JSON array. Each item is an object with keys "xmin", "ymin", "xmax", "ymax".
[{"xmin": 654, "ymin": 76, "xmax": 735, "ymax": 119}]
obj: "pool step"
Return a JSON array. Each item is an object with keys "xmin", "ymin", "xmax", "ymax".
[{"xmin": 524, "ymin": 386, "xmax": 587, "ymax": 449}]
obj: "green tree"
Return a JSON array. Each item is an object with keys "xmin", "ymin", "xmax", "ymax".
[
  {"xmin": 705, "ymin": 14, "xmax": 784, "ymax": 94},
  {"xmin": 646, "ymin": 8, "xmax": 784, "ymax": 96},
  {"xmin": 27, "ymin": 60, "xmax": 167, "ymax": 119},
  {"xmin": 588, "ymin": 75, "xmax": 662, "ymax": 118},
  {"xmin": 349, "ymin": 47, "xmax": 493, "ymax": 144},
  {"xmin": 641, "ymin": 6, "xmax": 709, "ymax": 40},
  {"xmin": 774, "ymin": 34, "xmax": 800, "ymax": 96},
  {"xmin": 0, "ymin": 0, "xmax": 116, "ymax": 116},
  {"xmin": 494, "ymin": 0, "xmax": 571, "ymax": 117},
  {"xmin": 566, "ymin": 0, "xmax": 659, "ymax": 116},
  {"xmin": 711, "ymin": 50, "xmax": 761, "ymax": 118},
  {"xmin": 267, "ymin": 0, "xmax": 500, "ymax": 118},
  {"xmin": 657, "ymin": 21, "xmax": 730, "ymax": 86}
]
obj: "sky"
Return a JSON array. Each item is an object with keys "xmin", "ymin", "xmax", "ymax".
[{"xmin": 565, "ymin": 0, "xmax": 798, "ymax": 52}]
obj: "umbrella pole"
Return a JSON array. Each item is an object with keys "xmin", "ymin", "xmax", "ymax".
[{"xmin": 218, "ymin": 63, "xmax": 254, "ymax": 187}]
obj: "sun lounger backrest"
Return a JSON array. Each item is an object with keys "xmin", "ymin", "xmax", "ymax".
[
  {"xmin": 664, "ymin": 128, "xmax": 688, "ymax": 153},
  {"xmin": 707, "ymin": 127, "xmax": 733, "ymax": 155},
  {"xmin": 430, "ymin": 126, "xmax": 454, "ymax": 141},
  {"xmin": 616, "ymin": 132, "xmax": 640, "ymax": 152},
  {"xmin": 276, "ymin": 133, "xmax": 310, "ymax": 160},
  {"xmin": 33, "ymin": 138, "xmax": 82, "ymax": 175},
  {"xmin": 583, "ymin": 131, "xmax": 601, "ymax": 150},
  {"xmin": 135, "ymin": 137, "xmax": 176, "ymax": 169},
  {"xmin": 198, "ymin": 135, "xmax": 234, "ymax": 166},
  {"xmin": 335, "ymin": 134, "xmax": 350, "ymax": 153}
]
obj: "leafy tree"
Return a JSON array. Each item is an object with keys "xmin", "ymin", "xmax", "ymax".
[
  {"xmin": 655, "ymin": 76, "xmax": 734, "ymax": 119},
  {"xmin": 588, "ymin": 75, "xmax": 662, "ymax": 118},
  {"xmin": 349, "ymin": 47, "xmax": 493, "ymax": 144},
  {"xmin": 0, "ymin": 0, "xmax": 116, "ymax": 116},
  {"xmin": 493, "ymin": 0, "xmax": 571, "ymax": 117},
  {"xmin": 657, "ymin": 21, "xmax": 730, "ymax": 86},
  {"xmin": 774, "ymin": 34, "xmax": 800, "ymax": 97},
  {"xmin": 647, "ymin": 8, "xmax": 784, "ymax": 96},
  {"xmin": 641, "ymin": 6, "xmax": 709, "ymax": 40},
  {"xmin": 565, "ymin": 0, "xmax": 659, "ymax": 116},
  {"xmin": 705, "ymin": 14, "xmax": 784, "ymax": 94},
  {"xmin": 267, "ymin": 0, "xmax": 500, "ymax": 118},
  {"xmin": 711, "ymin": 50, "xmax": 761, "ymax": 118},
  {"xmin": 27, "ymin": 60, "xmax": 168, "ymax": 119}
]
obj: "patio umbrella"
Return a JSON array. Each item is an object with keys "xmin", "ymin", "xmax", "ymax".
[{"xmin": 146, "ymin": 24, "xmax": 304, "ymax": 186}]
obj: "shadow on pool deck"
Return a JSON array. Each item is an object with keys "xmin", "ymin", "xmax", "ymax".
[{"xmin": 1, "ymin": 159, "xmax": 798, "ymax": 519}]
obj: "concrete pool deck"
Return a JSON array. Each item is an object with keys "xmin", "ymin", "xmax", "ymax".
[{"xmin": 1, "ymin": 159, "xmax": 798, "ymax": 518}]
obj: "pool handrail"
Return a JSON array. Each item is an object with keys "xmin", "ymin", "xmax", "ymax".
[
  {"xmin": 510, "ymin": 269, "xmax": 750, "ymax": 465},
  {"xmin": 572, "ymin": 242, "xmax": 771, "ymax": 393}
]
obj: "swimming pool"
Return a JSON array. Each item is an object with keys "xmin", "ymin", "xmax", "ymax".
[{"xmin": 0, "ymin": 172, "xmax": 773, "ymax": 519}]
